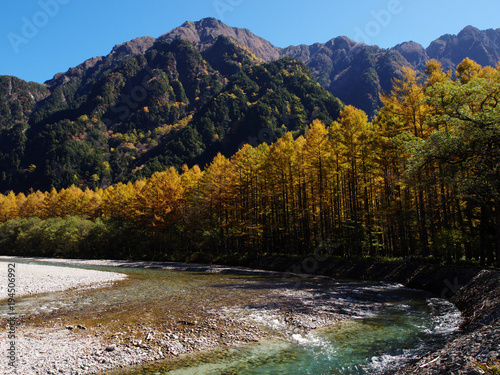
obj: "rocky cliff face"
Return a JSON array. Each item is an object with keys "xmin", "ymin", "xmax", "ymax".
[
  {"xmin": 426, "ymin": 25, "xmax": 500, "ymax": 72},
  {"xmin": 158, "ymin": 18, "xmax": 280, "ymax": 62},
  {"xmin": 281, "ymin": 36, "xmax": 410, "ymax": 116}
]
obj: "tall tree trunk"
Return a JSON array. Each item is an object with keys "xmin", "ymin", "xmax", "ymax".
[
  {"xmin": 496, "ymin": 200, "xmax": 500, "ymax": 266},
  {"xmin": 351, "ymin": 159, "xmax": 361, "ymax": 257},
  {"xmin": 455, "ymin": 198, "xmax": 470, "ymax": 261},
  {"xmin": 439, "ymin": 165, "xmax": 449, "ymax": 228},
  {"xmin": 418, "ymin": 186, "xmax": 429, "ymax": 257},
  {"xmin": 479, "ymin": 205, "xmax": 487, "ymax": 267}
]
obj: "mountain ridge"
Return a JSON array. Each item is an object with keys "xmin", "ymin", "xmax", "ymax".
[
  {"xmin": 0, "ymin": 34, "xmax": 342, "ymax": 192},
  {"xmin": 38, "ymin": 20, "xmax": 500, "ymax": 116},
  {"xmin": 158, "ymin": 18, "xmax": 280, "ymax": 62}
]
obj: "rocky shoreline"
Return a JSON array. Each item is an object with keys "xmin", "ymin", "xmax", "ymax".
[
  {"xmin": 0, "ymin": 256, "xmax": 498, "ymax": 374},
  {"xmin": 398, "ymin": 268, "xmax": 500, "ymax": 374},
  {"xmin": 5, "ymin": 310, "xmax": 270, "ymax": 375}
]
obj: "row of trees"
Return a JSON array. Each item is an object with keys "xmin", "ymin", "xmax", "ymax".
[{"xmin": 0, "ymin": 58, "xmax": 499, "ymax": 265}]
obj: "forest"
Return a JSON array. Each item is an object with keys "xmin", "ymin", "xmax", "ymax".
[{"xmin": 0, "ymin": 58, "xmax": 499, "ymax": 267}]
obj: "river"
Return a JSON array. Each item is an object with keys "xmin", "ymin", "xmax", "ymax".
[{"xmin": 0, "ymin": 259, "xmax": 462, "ymax": 374}]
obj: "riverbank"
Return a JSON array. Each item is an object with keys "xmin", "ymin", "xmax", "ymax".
[{"xmin": 0, "ymin": 261, "xmax": 127, "ymax": 298}]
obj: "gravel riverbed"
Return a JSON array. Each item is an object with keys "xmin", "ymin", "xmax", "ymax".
[{"xmin": 0, "ymin": 257, "xmax": 345, "ymax": 375}]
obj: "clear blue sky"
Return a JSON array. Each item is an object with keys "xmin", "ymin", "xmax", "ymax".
[{"xmin": 1, "ymin": 0, "xmax": 499, "ymax": 83}]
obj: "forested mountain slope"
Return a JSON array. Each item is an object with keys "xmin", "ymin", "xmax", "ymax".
[
  {"xmin": 157, "ymin": 19, "xmax": 500, "ymax": 116},
  {"xmin": 0, "ymin": 36, "xmax": 340, "ymax": 192}
]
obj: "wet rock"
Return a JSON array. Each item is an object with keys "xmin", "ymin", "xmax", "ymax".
[{"xmin": 177, "ymin": 320, "xmax": 196, "ymax": 326}]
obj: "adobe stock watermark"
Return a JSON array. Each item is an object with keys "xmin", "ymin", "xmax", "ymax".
[
  {"xmin": 102, "ymin": 66, "xmax": 157, "ymax": 127},
  {"xmin": 7, "ymin": 0, "xmax": 71, "ymax": 54},
  {"xmin": 353, "ymin": 0, "xmax": 411, "ymax": 45},
  {"xmin": 213, "ymin": 0, "xmax": 243, "ymax": 21},
  {"xmin": 285, "ymin": 240, "xmax": 341, "ymax": 289},
  {"xmin": 440, "ymin": 277, "xmax": 463, "ymax": 299},
  {"xmin": 6, "ymin": 263, "xmax": 17, "ymax": 370},
  {"xmin": 237, "ymin": 128, "xmax": 276, "ymax": 150}
]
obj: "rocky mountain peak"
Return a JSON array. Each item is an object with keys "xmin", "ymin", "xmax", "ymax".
[
  {"xmin": 427, "ymin": 25, "xmax": 500, "ymax": 72},
  {"xmin": 110, "ymin": 36, "xmax": 156, "ymax": 56},
  {"xmin": 457, "ymin": 25, "xmax": 481, "ymax": 39},
  {"xmin": 159, "ymin": 18, "xmax": 280, "ymax": 62},
  {"xmin": 325, "ymin": 36, "xmax": 359, "ymax": 52},
  {"xmin": 392, "ymin": 41, "xmax": 429, "ymax": 70}
]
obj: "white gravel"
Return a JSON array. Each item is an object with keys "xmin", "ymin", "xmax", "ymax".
[
  {"xmin": 1, "ymin": 325, "xmax": 169, "ymax": 375},
  {"xmin": 0, "ymin": 258, "xmax": 129, "ymax": 375},
  {"xmin": 0, "ymin": 260, "xmax": 127, "ymax": 298}
]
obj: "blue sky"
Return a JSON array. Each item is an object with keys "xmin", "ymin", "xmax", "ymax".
[{"xmin": 1, "ymin": 0, "xmax": 499, "ymax": 83}]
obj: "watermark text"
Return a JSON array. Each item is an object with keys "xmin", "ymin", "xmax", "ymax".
[
  {"xmin": 353, "ymin": 0, "xmax": 407, "ymax": 45},
  {"xmin": 6, "ymin": 263, "xmax": 17, "ymax": 369},
  {"xmin": 8, "ymin": 0, "xmax": 71, "ymax": 54}
]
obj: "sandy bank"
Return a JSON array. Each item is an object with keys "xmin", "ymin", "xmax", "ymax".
[{"xmin": 0, "ymin": 259, "xmax": 127, "ymax": 299}]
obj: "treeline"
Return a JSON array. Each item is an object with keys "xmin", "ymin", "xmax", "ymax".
[
  {"xmin": 0, "ymin": 58, "xmax": 499, "ymax": 265},
  {"xmin": 0, "ymin": 217, "xmax": 147, "ymax": 260}
]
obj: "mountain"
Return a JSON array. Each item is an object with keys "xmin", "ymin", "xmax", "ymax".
[
  {"xmin": 281, "ymin": 37, "xmax": 410, "ymax": 116},
  {"xmin": 0, "ymin": 35, "xmax": 341, "ymax": 192},
  {"xmin": 158, "ymin": 20, "xmax": 500, "ymax": 117},
  {"xmin": 426, "ymin": 25, "xmax": 500, "ymax": 72},
  {"xmin": 137, "ymin": 57, "xmax": 342, "ymax": 176},
  {"xmin": 45, "ymin": 36, "xmax": 156, "ymax": 90},
  {"xmin": 25, "ymin": 20, "xmax": 500, "ymax": 120},
  {"xmin": 0, "ymin": 76, "xmax": 49, "ymax": 129},
  {"xmin": 157, "ymin": 18, "xmax": 408, "ymax": 115},
  {"xmin": 392, "ymin": 41, "xmax": 429, "ymax": 71},
  {"xmin": 280, "ymin": 25, "xmax": 500, "ymax": 116},
  {"xmin": 1, "ymin": 19, "xmax": 500, "ymax": 193}
]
